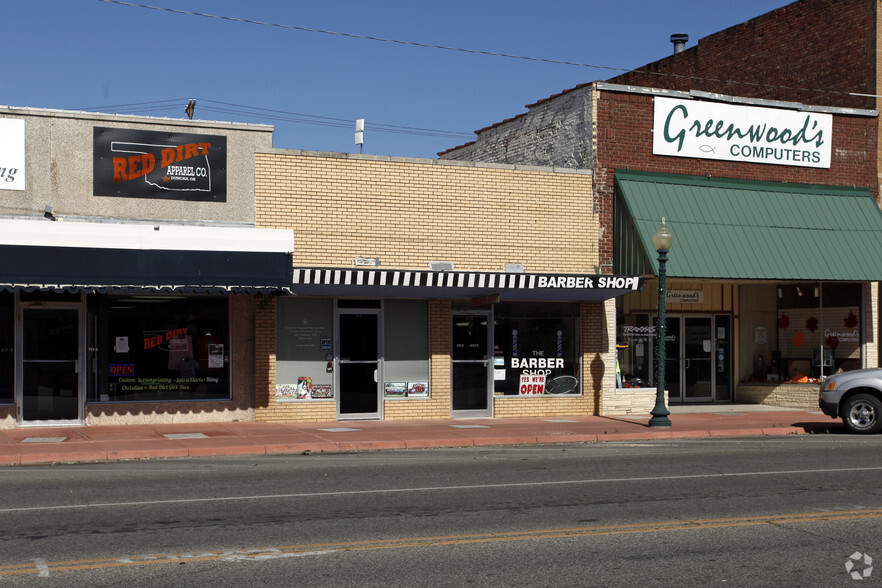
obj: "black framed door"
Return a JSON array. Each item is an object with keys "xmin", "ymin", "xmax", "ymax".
[
  {"xmin": 338, "ymin": 311, "xmax": 381, "ymax": 419},
  {"xmin": 20, "ymin": 305, "xmax": 83, "ymax": 424},
  {"xmin": 656, "ymin": 314, "xmax": 720, "ymax": 403},
  {"xmin": 683, "ymin": 316, "xmax": 713, "ymax": 401},
  {"xmin": 451, "ymin": 312, "xmax": 492, "ymax": 417}
]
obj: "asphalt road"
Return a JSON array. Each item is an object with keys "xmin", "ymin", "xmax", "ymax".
[{"xmin": 1, "ymin": 435, "xmax": 880, "ymax": 586}]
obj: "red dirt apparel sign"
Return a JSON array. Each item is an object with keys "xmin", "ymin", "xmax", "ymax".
[{"xmin": 93, "ymin": 127, "xmax": 227, "ymax": 201}]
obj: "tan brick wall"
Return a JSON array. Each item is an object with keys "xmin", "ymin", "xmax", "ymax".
[
  {"xmin": 255, "ymin": 151, "xmax": 596, "ymax": 273},
  {"xmin": 255, "ymin": 297, "xmax": 613, "ymax": 423},
  {"xmin": 254, "ymin": 151, "xmax": 605, "ymax": 423}
]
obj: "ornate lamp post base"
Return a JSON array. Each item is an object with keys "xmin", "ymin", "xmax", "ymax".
[{"xmin": 649, "ymin": 405, "xmax": 672, "ymax": 428}]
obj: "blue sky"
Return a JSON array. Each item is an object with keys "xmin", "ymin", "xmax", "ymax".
[{"xmin": 7, "ymin": 0, "xmax": 794, "ymax": 158}]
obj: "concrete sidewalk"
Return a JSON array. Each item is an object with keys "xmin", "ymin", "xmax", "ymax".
[{"xmin": 0, "ymin": 406, "xmax": 842, "ymax": 466}]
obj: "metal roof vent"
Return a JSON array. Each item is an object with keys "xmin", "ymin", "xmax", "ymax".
[{"xmin": 670, "ymin": 34, "xmax": 688, "ymax": 54}]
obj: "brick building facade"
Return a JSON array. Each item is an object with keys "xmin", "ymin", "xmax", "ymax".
[
  {"xmin": 439, "ymin": 0, "xmax": 882, "ymax": 407},
  {"xmin": 253, "ymin": 150, "xmax": 636, "ymax": 422},
  {"xmin": 0, "ymin": 107, "xmax": 292, "ymax": 428},
  {"xmin": 610, "ymin": 0, "xmax": 878, "ymax": 111}
]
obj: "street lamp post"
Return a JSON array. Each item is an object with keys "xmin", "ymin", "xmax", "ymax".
[{"xmin": 650, "ymin": 217, "xmax": 673, "ymax": 428}]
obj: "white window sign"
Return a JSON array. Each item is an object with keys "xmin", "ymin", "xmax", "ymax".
[
  {"xmin": 653, "ymin": 97, "xmax": 832, "ymax": 168},
  {"xmin": 0, "ymin": 118, "xmax": 25, "ymax": 190}
]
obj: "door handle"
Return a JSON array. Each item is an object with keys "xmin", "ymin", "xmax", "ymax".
[{"xmin": 374, "ymin": 369, "xmax": 377, "ymax": 383}]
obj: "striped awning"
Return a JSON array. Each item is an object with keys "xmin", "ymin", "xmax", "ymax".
[{"xmin": 293, "ymin": 268, "xmax": 642, "ymax": 301}]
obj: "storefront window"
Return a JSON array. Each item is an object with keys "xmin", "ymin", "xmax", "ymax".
[
  {"xmin": 617, "ymin": 313, "xmax": 654, "ymax": 388},
  {"xmin": 275, "ymin": 298, "xmax": 335, "ymax": 400},
  {"xmin": 274, "ymin": 298, "xmax": 431, "ymax": 401},
  {"xmin": 87, "ymin": 295, "xmax": 230, "ymax": 402},
  {"xmin": 0, "ymin": 292, "xmax": 12, "ymax": 404},
  {"xmin": 384, "ymin": 300, "xmax": 430, "ymax": 398},
  {"xmin": 776, "ymin": 283, "xmax": 862, "ymax": 379},
  {"xmin": 493, "ymin": 302, "xmax": 581, "ymax": 396}
]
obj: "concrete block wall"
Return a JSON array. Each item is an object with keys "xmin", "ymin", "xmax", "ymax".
[
  {"xmin": 602, "ymin": 388, "xmax": 669, "ymax": 416},
  {"xmin": 736, "ymin": 383, "xmax": 818, "ymax": 409},
  {"xmin": 866, "ymin": 282, "xmax": 879, "ymax": 367},
  {"xmin": 0, "ymin": 108, "xmax": 271, "ymax": 224},
  {"xmin": 439, "ymin": 85, "xmax": 594, "ymax": 169}
]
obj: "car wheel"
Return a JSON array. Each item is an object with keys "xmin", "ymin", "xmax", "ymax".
[{"xmin": 842, "ymin": 394, "xmax": 882, "ymax": 434}]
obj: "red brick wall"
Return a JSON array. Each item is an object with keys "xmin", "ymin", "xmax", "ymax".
[
  {"xmin": 610, "ymin": 0, "xmax": 876, "ymax": 110},
  {"xmin": 593, "ymin": 89, "xmax": 879, "ymax": 268}
]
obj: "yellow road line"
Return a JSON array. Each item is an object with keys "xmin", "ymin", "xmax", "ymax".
[{"xmin": 1, "ymin": 508, "xmax": 881, "ymax": 577}]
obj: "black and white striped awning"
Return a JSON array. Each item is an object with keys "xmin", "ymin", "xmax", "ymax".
[{"xmin": 293, "ymin": 268, "xmax": 642, "ymax": 301}]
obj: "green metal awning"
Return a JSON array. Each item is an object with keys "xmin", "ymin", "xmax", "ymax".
[{"xmin": 614, "ymin": 170, "xmax": 882, "ymax": 281}]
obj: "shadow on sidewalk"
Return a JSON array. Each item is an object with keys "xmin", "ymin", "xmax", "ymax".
[{"xmin": 792, "ymin": 421, "xmax": 847, "ymax": 435}]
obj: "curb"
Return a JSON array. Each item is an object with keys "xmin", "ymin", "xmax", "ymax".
[{"xmin": 0, "ymin": 426, "xmax": 808, "ymax": 466}]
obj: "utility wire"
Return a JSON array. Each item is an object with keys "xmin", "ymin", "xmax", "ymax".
[
  {"xmin": 96, "ymin": 0, "xmax": 627, "ymax": 73},
  {"xmin": 96, "ymin": 0, "xmax": 882, "ymax": 100},
  {"xmin": 72, "ymin": 97, "xmax": 475, "ymax": 139}
]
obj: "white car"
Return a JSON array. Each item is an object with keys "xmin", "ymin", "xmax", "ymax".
[{"xmin": 819, "ymin": 368, "xmax": 882, "ymax": 434}]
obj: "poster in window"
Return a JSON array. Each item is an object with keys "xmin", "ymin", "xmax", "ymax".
[
  {"xmin": 275, "ymin": 383, "xmax": 297, "ymax": 401},
  {"xmin": 406, "ymin": 382, "xmax": 429, "ymax": 397},
  {"xmin": 385, "ymin": 382, "xmax": 406, "ymax": 397},
  {"xmin": 115, "ymin": 336, "xmax": 129, "ymax": 353},
  {"xmin": 312, "ymin": 384, "xmax": 333, "ymax": 399},
  {"xmin": 519, "ymin": 374, "xmax": 545, "ymax": 395},
  {"xmin": 207, "ymin": 343, "xmax": 224, "ymax": 368},
  {"xmin": 296, "ymin": 377, "xmax": 313, "ymax": 399}
]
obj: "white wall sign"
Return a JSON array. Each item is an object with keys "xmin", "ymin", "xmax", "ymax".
[
  {"xmin": 666, "ymin": 290, "xmax": 704, "ymax": 304},
  {"xmin": 0, "ymin": 118, "xmax": 25, "ymax": 190},
  {"xmin": 653, "ymin": 97, "xmax": 832, "ymax": 168}
]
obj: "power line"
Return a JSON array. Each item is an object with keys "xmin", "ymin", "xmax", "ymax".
[
  {"xmin": 71, "ymin": 97, "xmax": 475, "ymax": 140},
  {"xmin": 96, "ymin": 0, "xmax": 628, "ymax": 73},
  {"xmin": 96, "ymin": 0, "xmax": 882, "ymax": 101}
]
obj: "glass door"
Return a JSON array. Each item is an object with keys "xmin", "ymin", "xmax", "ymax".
[
  {"xmin": 19, "ymin": 305, "xmax": 83, "ymax": 424},
  {"xmin": 338, "ymin": 310, "xmax": 381, "ymax": 419},
  {"xmin": 451, "ymin": 312, "xmax": 492, "ymax": 417},
  {"xmin": 663, "ymin": 316, "xmax": 682, "ymax": 403},
  {"xmin": 683, "ymin": 316, "xmax": 713, "ymax": 402},
  {"xmin": 714, "ymin": 315, "xmax": 732, "ymax": 401}
]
